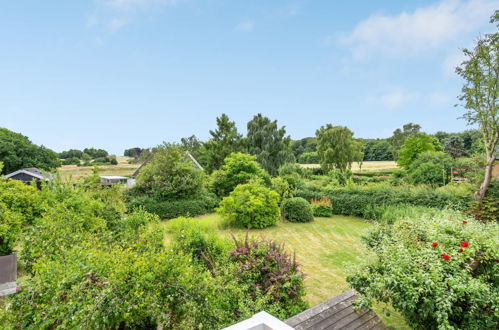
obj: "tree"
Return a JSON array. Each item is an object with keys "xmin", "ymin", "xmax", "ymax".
[
  {"xmin": 124, "ymin": 147, "xmax": 144, "ymax": 158},
  {"xmin": 199, "ymin": 114, "xmax": 245, "ymax": 173},
  {"xmin": 135, "ymin": 144, "xmax": 205, "ymax": 200},
  {"xmin": 0, "ymin": 128, "xmax": 60, "ymax": 174},
  {"xmin": 362, "ymin": 139, "xmax": 393, "ymax": 161},
  {"xmin": 443, "ymin": 135, "xmax": 467, "ymax": 158},
  {"xmin": 456, "ymin": 11, "xmax": 498, "ymax": 201},
  {"xmin": 389, "ymin": 123, "xmax": 421, "ymax": 159},
  {"xmin": 397, "ymin": 133, "xmax": 441, "ymax": 169},
  {"xmin": 246, "ymin": 114, "xmax": 295, "ymax": 176},
  {"xmin": 315, "ymin": 124, "xmax": 363, "ymax": 173},
  {"xmin": 59, "ymin": 149, "xmax": 83, "ymax": 159},
  {"xmin": 210, "ymin": 152, "xmax": 270, "ymax": 197},
  {"xmin": 83, "ymin": 148, "xmax": 108, "ymax": 158},
  {"xmin": 180, "ymin": 135, "xmax": 203, "ymax": 160}
]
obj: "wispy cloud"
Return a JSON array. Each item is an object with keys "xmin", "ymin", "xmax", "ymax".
[
  {"xmin": 379, "ymin": 90, "xmax": 417, "ymax": 109},
  {"xmin": 88, "ymin": 0, "xmax": 182, "ymax": 31},
  {"xmin": 338, "ymin": 0, "xmax": 497, "ymax": 58},
  {"xmin": 235, "ymin": 20, "xmax": 255, "ymax": 32}
]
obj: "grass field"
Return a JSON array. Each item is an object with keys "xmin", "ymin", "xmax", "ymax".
[
  {"xmin": 171, "ymin": 214, "xmax": 408, "ymax": 329},
  {"xmin": 301, "ymin": 161, "xmax": 397, "ymax": 172},
  {"xmin": 57, "ymin": 156, "xmax": 140, "ymax": 181}
]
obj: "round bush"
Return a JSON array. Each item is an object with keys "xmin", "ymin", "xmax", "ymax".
[
  {"xmin": 216, "ymin": 183, "xmax": 280, "ymax": 229},
  {"xmin": 281, "ymin": 197, "xmax": 313, "ymax": 223}
]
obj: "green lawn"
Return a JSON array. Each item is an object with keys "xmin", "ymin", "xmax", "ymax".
[{"xmin": 178, "ymin": 214, "xmax": 409, "ymax": 329}]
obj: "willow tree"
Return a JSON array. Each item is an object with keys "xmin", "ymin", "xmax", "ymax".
[
  {"xmin": 316, "ymin": 124, "xmax": 363, "ymax": 173},
  {"xmin": 246, "ymin": 114, "xmax": 294, "ymax": 176},
  {"xmin": 456, "ymin": 11, "xmax": 498, "ymax": 201}
]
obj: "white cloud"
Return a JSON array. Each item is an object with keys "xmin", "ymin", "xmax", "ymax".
[
  {"xmin": 338, "ymin": 0, "xmax": 497, "ymax": 58},
  {"xmin": 105, "ymin": 0, "xmax": 180, "ymax": 11},
  {"xmin": 235, "ymin": 20, "xmax": 255, "ymax": 32},
  {"xmin": 379, "ymin": 90, "xmax": 416, "ymax": 108},
  {"xmin": 107, "ymin": 17, "xmax": 130, "ymax": 31}
]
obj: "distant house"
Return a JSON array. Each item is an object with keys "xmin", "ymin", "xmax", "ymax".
[
  {"xmin": 4, "ymin": 168, "xmax": 53, "ymax": 184},
  {"xmin": 224, "ymin": 290, "xmax": 387, "ymax": 330},
  {"xmin": 100, "ymin": 176, "xmax": 136, "ymax": 188}
]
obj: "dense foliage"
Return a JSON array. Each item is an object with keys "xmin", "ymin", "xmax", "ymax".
[
  {"xmin": 200, "ymin": 114, "xmax": 245, "ymax": 173},
  {"xmin": 316, "ymin": 124, "xmax": 363, "ymax": 173},
  {"xmin": 217, "ymin": 183, "xmax": 280, "ymax": 229},
  {"xmin": 246, "ymin": 114, "xmax": 295, "ymax": 176},
  {"xmin": 230, "ymin": 235, "xmax": 308, "ymax": 317},
  {"xmin": 297, "ymin": 151, "xmax": 320, "ymax": 164},
  {"xmin": 0, "ymin": 128, "xmax": 60, "ymax": 174},
  {"xmin": 281, "ymin": 197, "xmax": 314, "ymax": 223},
  {"xmin": 397, "ymin": 133, "xmax": 442, "ymax": 169},
  {"xmin": 348, "ymin": 215, "xmax": 499, "ymax": 329},
  {"xmin": 311, "ymin": 198, "xmax": 333, "ymax": 217},
  {"xmin": 135, "ymin": 145, "xmax": 205, "ymax": 200},
  {"xmin": 362, "ymin": 139, "xmax": 393, "ymax": 161},
  {"xmin": 128, "ymin": 192, "xmax": 219, "ymax": 219},
  {"xmin": 210, "ymin": 152, "xmax": 270, "ymax": 197}
]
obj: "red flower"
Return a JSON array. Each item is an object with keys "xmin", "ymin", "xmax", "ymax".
[
  {"xmin": 431, "ymin": 242, "xmax": 438, "ymax": 247},
  {"xmin": 459, "ymin": 248, "xmax": 464, "ymax": 252},
  {"xmin": 462, "ymin": 220, "xmax": 468, "ymax": 224},
  {"xmin": 442, "ymin": 254, "xmax": 450, "ymax": 260},
  {"xmin": 461, "ymin": 241, "xmax": 469, "ymax": 247}
]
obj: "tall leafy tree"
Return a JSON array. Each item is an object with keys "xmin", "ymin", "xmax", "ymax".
[
  {"xmin": 443, "ymin": 136, "xmax": 467, "ymax": 159},
  {"xmin": 200, "ymin": 114, "xmax": 244, "ymax": 173},
  {"xmin": 390, "ymin": 123, "xmax": 421, "ymax": 159},
  {"xmin": 456, "ymin": 11, "xmax": 498, "ymax": 201},
  {"xmin": 316, "ymin": 124, "xmax": 363, "ymax": 173},
  {"xmin": 246, "ymin": 114, "xmax": 295, "ymax": 176},
  {"xmin": 397, "ymin": 133, "xmax": 442, "ymax": 169},
  {"xmin": 0, "ymin": 128, "xmax": 60, "ymax": 174},
  {"xmin": 180, "ymin": 135, "xmax": 203, "ymax": 160}
]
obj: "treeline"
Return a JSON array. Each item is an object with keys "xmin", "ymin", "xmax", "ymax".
[{"xmin": 58, "ymin": 147, "xmax": 117, "ymax": 166}]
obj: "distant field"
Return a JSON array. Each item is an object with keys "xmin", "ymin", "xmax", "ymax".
[
  {"xmin": 57, "ymin": 156, "xmax": 140, "ymax": 181},
  {"xmin": 301, "ymin": 161, "xmax": 397, "ymax": 172}
]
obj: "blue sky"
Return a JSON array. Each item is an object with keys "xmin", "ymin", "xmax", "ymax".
[{"xmin": 0, "ymin": 0, "xmax": 497, "ymax": 155}]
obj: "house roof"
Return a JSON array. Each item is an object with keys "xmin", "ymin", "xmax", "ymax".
[
  {"xmin": 100, "ymin": 176, "xmax": 129, "ymax": 180},
  {"xmin": 132, "ymin": 151, "xmax": 203, "ymax": 177},
  {"xmin": 4, "ymin": 168, "xmax": 53, "ymax": 181},
  {"xmin": 285, "ymin": 290, "xmax": 387, "ymax": 330}
]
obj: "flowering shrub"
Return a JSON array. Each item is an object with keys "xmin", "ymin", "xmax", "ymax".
[
  {"xmin": 281, "ymin": 197, "xmax": 314, "ymax": 222},
  {"xmin": 348, "ymin": 215, "xmax": 499, "ymax": 329},
  {"xmin": 311, "ymin": 198, "xmax": 333, "ymax": 217},
  {"xmin": 230, "ymin": 235, "xmax": 308, "ymax": 318},
  {"xmin": 217, "ymin": 183, "xmax": 280, "ymax": 229}
]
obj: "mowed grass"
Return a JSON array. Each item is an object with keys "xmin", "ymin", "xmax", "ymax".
[
  {"xmin": 176, "ymin": 214, "xmax": 408, "ymax": 329},
  {"xmin": 301, "ymin": 160, "xmax": 397, "ymax": 172},
  {"xmin": 57, "ymin": 156, "xmax": 140, "ymax": 181}
]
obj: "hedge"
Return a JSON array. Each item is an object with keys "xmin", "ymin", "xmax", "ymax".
[
  {"xmin": 326, "ymin": 184, "xmax": 472, "ymax": 218},
  {"xmin": 128, "ymin": 192, "xmax": 219, "ymax": 219}
]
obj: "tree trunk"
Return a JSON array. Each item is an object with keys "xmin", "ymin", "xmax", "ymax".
[{"xmin": 475, "ymin": 153, "xmax": 495, "ymax": 201}]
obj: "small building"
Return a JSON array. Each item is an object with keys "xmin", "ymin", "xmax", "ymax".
[
  {"xmin": 0, "ymin": 254, "xmax": 17, "ymax": 296},
  {"xmin": 224, "ymin": 290, "xmax": 387, "ymax": 330},
  {"xmin": 4, "ymin": 168, "xmax": 53, "ymax": 184},
  {"xmin": 100, "ymin": 176, "xmax": 128, "ymax": 185}
]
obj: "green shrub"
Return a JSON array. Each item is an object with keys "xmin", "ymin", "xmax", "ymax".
[
  {"xmin": 326, "ymin": 183, "xmax": 472, "ymax": 218},
  {"xmin": 297, "ymin": 152, "xmax": 320, "ymax": 164},
  {"xmin": 469, "ymin": 181, "xmax": 499, "ymax": 222},
  {"xmin": 135, "ymin": 145, "xmax": 205, "ymax": 200},
  {"xmin": 281, "ymin": 197, "xmax": 313, "ymax": 222},
  {"xmin": 217, "ymin": 183, "xmax": 280, "ymax": 229},
  {"xmin": 210, "ymin": 153, "xmax": 270, "ymax": 197},
  {"xmin": 311, "ymin": 198, "xmax": 333, "ymax": 217},
  {"xmin": 0, "ymin": 205, "xmax": 23, "ymax": 256},
  {"xmin": 62, "ymin": 157, "xmax": 81, "ymax": 165},
  {"xmin": 295, "ymin": 182, "xmax": 326, "ymax": 201},
  {"xmin": 128, "ymin": 192, "xmax": 219, "ymax": 219},
  {"xmin": 230, "ymin": 236, "xmax": 308, "ymax": 318},
  {"xmin": 348, "ymin": 215, "xmax": 499, "ymax": 329},
  {"xmin": 271, "ymin": 176, "xmax": 293, "ymax": 202}
]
